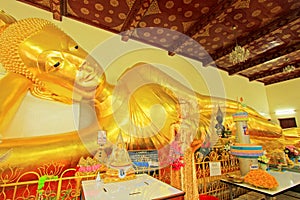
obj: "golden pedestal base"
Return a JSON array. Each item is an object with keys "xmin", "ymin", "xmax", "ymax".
[{"xmin": 102, "ymin": 168, "xmax": 136, "ymax": 183}]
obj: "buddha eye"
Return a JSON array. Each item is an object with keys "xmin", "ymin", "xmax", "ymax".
[
  {"xmin": 47, "ymin": 59, "xmax": 62, "ymax": 72},
  {"xmin": 70, "ymin": 44, "xmax": 79, "ymax": 51},
  {"xmin": 47, "ymin": 56, "xmax": 63, "ymax": 72},
  {"xmin": 53, "ymin": 62, "xmax": 60, "ymax": 68},
  {"xmin": 38, "ymin": 51, "xmax": 64, "ymax": 73}
]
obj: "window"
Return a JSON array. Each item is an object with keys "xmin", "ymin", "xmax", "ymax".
[{"xmin": 278, "ymin": 117, "xmax": 297, "ymax": 129}]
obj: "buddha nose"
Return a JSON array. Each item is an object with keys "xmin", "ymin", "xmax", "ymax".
[
  {"xmin": 75, "ymin": 55, "xmax": 104, "ymax": 88},
  {"xmin": 79, "ymin": 55, "xmax": 103, "ymax": 74}
]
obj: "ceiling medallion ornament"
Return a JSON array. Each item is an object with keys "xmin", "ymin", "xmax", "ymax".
[{"xmin": 229, "ymin": 26, "xmax": 250, "ymax": 64}]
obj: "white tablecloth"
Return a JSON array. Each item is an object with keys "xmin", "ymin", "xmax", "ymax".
[{"xmin": 82, "ymin": 173, "xmax": 184, "ymax": 200}]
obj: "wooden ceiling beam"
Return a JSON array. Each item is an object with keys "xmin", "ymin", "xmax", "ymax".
[
  {"xmin": 249, "ymin": 62, "xmax": 300, "ymax": 81},
  {"xmin": 208, "ymin": 9, "xmax": 300, "ymax": 64},
  {"xmin": 120, "ymin": 0, "xmax": 153, "ymax": 41},
  {"xmin": 228, "ymin": 42, "xmax": 300, "ymax": 75},
  {"xmin": 264, "ymin": 71, "xmax": 300, "ymax": 85},
  {"xmin": 50, "ymin": 0, "xmax": 67, "ymax": 21},
  {"xmin": 168, "ymin": 0, "xmax": 234, "ymax": 56},
  {"xmin": 17, "ymin": 0, "xmax": 67, "ymax": 21}
]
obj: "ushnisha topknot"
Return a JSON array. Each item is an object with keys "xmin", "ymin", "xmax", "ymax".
[
  {"xmin": 0, "ymin": 10, "xmax": 17, "ymax": 32},
  {"xmin": 0, "ymin": 18, "xmax": 61, "ymax": 87}
]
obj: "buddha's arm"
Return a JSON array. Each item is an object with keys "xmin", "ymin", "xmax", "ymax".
[
  {"xmin": 0, "ymin": 73, "xmax": 31, "ymax": 136},
  {"xmin": 110, "ymin": 62, "xmax": 281, "ymax": 148}
]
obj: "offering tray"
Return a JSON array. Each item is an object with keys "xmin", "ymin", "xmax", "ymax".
[{"xmin": 225, "ymin": 174, "xmax": 244, "ymax": 183}]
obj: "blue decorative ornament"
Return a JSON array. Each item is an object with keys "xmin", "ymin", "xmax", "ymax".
[{"xmin": 118, "ymin": 169, "xmax": 126, "ymax": 178}]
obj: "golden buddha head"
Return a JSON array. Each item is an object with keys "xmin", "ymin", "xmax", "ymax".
[{"xmin": 0, "ymin": 17, "xmax": 105, "ymax": 103}]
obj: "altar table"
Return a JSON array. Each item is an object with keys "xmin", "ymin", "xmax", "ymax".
[
  {"xmin": 81, "ymin": 173, "xmax": 185, "ymax": 200},
  {"xmin": 221, "ymin": 170, "xmax": 300, "ymax": 200}
]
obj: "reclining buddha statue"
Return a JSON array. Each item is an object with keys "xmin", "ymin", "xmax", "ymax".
[{"xmin": 0, "ymin": 10, "xmax": 282, "ymax": 177}]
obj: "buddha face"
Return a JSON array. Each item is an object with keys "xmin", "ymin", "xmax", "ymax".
[{"xmin": 18, "ymin": 25, "xmax": 104, "ymax": 103}]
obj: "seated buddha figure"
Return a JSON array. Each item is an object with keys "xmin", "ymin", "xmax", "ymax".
[{"xmin": 103, "ymin": 132, "xmax": 136, "ymax": 182}]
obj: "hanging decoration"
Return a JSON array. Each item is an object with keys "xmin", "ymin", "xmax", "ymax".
[{"xmin": 229, "ymin": 26, "xmax": 250, "ymax": 64}]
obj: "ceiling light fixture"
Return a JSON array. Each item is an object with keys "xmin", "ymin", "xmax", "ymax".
[
  {"xmin": 283, "ymin": 65, "xmax": 295, "ymax": 73},
  {"xmin": 275, "ymin": 109, "xmax": 295, "ymax": 115},
  {"xmin": 229, "ymin": 26, "xmax": 250, "ymax": 64}
]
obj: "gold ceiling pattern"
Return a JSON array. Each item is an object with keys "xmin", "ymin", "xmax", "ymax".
[{"xmin": 17, "ymin": 0, "xmax": 300, "ymax": 85}]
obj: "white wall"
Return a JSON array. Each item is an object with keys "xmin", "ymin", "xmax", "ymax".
[
  {"xmin": 1, "ymin": 0, "xmax": 270, "ymax": 119},
  {"xmin": 219, "ymin": 70, "xmax": 270, "ymax": 117},
  {"xmin": 266, "ymin": 79, "xmax": 300, "ymax": 127}
]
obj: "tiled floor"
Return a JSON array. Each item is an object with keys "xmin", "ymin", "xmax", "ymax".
[
  {"xmin": 233, "ymin": 191, "xmax": 265, "ymax": 200},
  {"xmin": 275, "ymin": 195, "xmax": 299, "ymax": 200},
  {"xmin": 276, "ymin": 191, "xmax": 300, "ymax": 199},
  {"xmin": 234, "ymin": 191, "xmax": 300, "ymax": 200}
]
